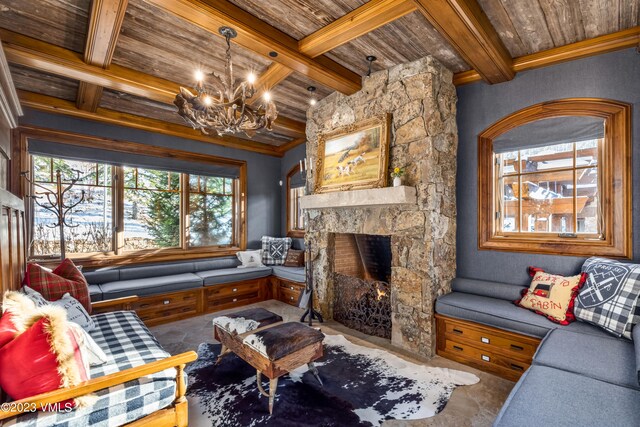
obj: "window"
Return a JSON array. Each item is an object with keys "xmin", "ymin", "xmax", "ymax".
[
  {"xmin": 286, "ymin": 165, "xmax": 305, "ymax": 237},
  {"xmin": 478, "ymin": 99, "xmax": 631, "ymax": 258},
  {"xmin": 28, "ymin": 155, "xmax": 243, "ymax": 262}
]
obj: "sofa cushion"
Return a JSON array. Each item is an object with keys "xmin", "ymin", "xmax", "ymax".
[
  {"xmin": 197, "ymin": 267, "xmax": 272, "ymax": 286},
  {"xmin": 533, "ymin": 329, "xmax": 638, "ymax": 390},
  {"xmin": 193, "ymin": 257, "xmax": 240, "ymax": 271},
  {"xmin": 99, "ymin": 273, "xmax": 203, "ymax": 299},
  {"xmin": 83, "ymin": 269, "xmax": 119, "ymax": 285},
  {"xmin": 118, "ymin": 262, "xmax": 196, "ymax": 281},
  {"xmin": 494, "ymin": 366, "xmax": 640, "ymax": 427},
  {"xmin": 271, "ymin": 266, "xmax": 306, "ymax": 283},
  {"xmin": 452, "ymin": 277, "xmax": 525, "ymax": 301},
  {"xmin": 436, "ymin": 292, "xmax": 609, "ymax": 338},
  {"xmin": 88, "ymin": 284, "xmax": 103, "ymax": 302}
]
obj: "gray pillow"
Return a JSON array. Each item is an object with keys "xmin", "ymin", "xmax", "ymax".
[{"xmin": 22, "ymin": 286, "xmax": 95, "ymax": 331}]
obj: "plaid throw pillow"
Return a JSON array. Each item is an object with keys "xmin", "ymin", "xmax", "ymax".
[
  {"xmin": 261, "ymin": 236, "xmax": 292, "ymax": 266},
  {"xmin": 575, "ymin": 257, "xmax": 640, "ymax": 339},
  {"xmin": 24, "ymin": 259, "xmax": 92, "ymax": 313}
]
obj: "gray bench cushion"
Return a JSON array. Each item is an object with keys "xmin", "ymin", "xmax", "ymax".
[
  {"xmin": 436, "ymin": 292, "xmax": 608, "ymax": 338},
  {"xmin": 99, "ymin": 273, "xmax": 203, "ymax": 299},
  {"xmin": 88, "ymin": 284, "xmax": 103, "ymax": 302},
  {"xmin": 634, "ymin": 326, "xmax": 640, "ymax": 386},
  {"xmin": 494, "ymin": 366, "xmax": 640, "ymax": 427},
  {"xmin": 83, "ymin": 269, "xmax": 119, "ymax": 285},
  {"xmin": 193, "ymin": 257, "xmax": 240, "ymax": 271},
  {"xmin": 119, "ymin": 263, "xmax": 196, "ymax": 281},
  {"xmin": 196, "ymin": 267, "xmax": 272, "ymax": 286},
  {"xmin": 534, "ymin": 329, "xmax": 638, "ymax": 390},
  {"xmin": 452, "ymin": 277, "xmax": 525, "ymax": 301},
  {"xmin": 271, "ymin": 266, "xmax": 305, "ymax": 283}
]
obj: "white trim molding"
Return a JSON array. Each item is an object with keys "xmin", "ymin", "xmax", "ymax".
[{"xmin": 0, "ymin": 35, "xmax": 22, "ymax": 129}]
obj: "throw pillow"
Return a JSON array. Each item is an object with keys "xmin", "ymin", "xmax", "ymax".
[
  {"xmin": 0, "ymin": 291, "xmax": 37, "ymax": 348},
  {"xmin": 24, "ymin": 258, "xmax": 92, "ymax": 313},
  {"xmin": 21, "ymin": 285, "xmax": 50, "ymax": 307},
  {"xmin": 261, "ymin": 236, "xmax": 292, "ymax": 266},
  {"xmin": 575, "ymin": 257, "xmax": 640, "ymax": 339},
  {"xmin": 283, "ymin": 249, "xmax": 305, "ymax": 267},
  {"xmin": 516, "ymin": 267, "xmax": 587, "ymax": 325},
  {"xmin": 236, "ymin": 250, "xmax": 264, "ymax": 268},
  {"xmin": 21, "ymin": 286, "xmax": 95, "ymax": 331},
  {"xmin": 0, "ymin": 305, "xmax": 93, "ymax": 408},
  {"xmin": 68, "ymin": 322, "xmax": 109, "ymax": 367}
]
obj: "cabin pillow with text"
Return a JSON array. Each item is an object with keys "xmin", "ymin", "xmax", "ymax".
[{"xmin": 516, "ymin": 267, "xmax": 586, "ymax": 324}]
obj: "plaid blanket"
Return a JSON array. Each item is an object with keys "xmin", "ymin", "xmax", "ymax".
[{"xmin": 5, "ymin": 311, "xmax": 177, "ymax": 427}]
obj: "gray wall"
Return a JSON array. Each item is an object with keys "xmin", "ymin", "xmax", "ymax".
[
  {"xmin": 456, "ymin": 48, "xmax": 640, "ymax": 285},
  {"xmin": 19, "ymin": 109, "xmax": 283, "ymax": 249}
]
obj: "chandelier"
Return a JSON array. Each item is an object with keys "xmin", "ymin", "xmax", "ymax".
[{"xmin": 174, "ymin": 26, "xmax": 277, "ymax": 138}]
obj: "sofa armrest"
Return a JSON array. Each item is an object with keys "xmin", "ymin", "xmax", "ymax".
[
  {"xmin": 91, "ymin": 296, "xmax": 139, "ymax": 313},
  {"xmin": 0, "ymin": 351, "xmax": 197, "ymax": 420}
]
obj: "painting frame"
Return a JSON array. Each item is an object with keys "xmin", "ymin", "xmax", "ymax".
[{"xmin": 314, "ymin": 114, "xmax": 391, "ymax": 194}]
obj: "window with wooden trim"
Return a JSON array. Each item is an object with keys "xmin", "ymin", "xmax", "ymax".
[
  {"xmin": 286, "ymin": 165, "xmax": 305, "ymax": 237},
  {"xmin": 29, "ymin": 155, "xmax": 241, "ymax": 260},
  {"xmin": 478, "ymin": 99, "xmax": 631, "ymax": 258}
]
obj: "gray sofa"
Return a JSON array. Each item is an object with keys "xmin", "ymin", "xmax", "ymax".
[
  {"xmin": 435, "ymin": 278, "xmax": 640, "ymax": 427},
  {"xmin": 84, "ymin": 256, "xmax": 305, "ymax": 302}
]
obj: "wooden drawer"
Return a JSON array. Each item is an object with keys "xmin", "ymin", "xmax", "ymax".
[
  {"xmin": 207, "ymin": 290, "xmax": 262, "ymax": 312},
  {"xmin": 207, "ymin": 281, "xmax": 261, "ymax": 299},
  {"xmin": 133, "ymin": 290, "xmax": 200, "ymax": 326},
  {"xmin": 443, "ymin": 319, "xmax": 538, "ymax": 360},
  {"xmin": 444, "ymin": 339, "xmax": 529, "ymax": 376},
  {"xmin": 279, "ymin": 287, "xmax": 301, "ymax": 306}
]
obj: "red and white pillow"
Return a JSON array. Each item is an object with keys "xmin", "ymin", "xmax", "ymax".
[
  {"xmin": 24, "ymin": 259, "xmax": 92, "ymax": 313},
  {"xmin": 516, "ymin": 267, "xmax": 587, "ymax": 325},
  {"xmin": 0, "ymin": 291, "xmax": 96, "ymax": 408}
]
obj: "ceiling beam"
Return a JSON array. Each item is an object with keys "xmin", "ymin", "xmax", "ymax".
[
  {"xmin": 453, "ymin": 26, "xmax": 640, "ymax": 86},
  {"xmin": 413, "ymin": 0, "xmax": 514, "ymax": 84},
  {"xmin": 77, "ymin": 0, "xmax": 129, "ymax": 112},
  {"xmin": 1, "ymin": 29, "xmax": 305, "ymax": 137},
  {"xmin": 19, "ymin": 91, "xmax": 284, "ymax": 157},
  {"xmin": 250, "ymin": 63, "xmax": 292, "ymax": 105},
  {"xmin": 298, "ymin": 0, "xmax": 417, "ymax": 57},
  {"xmin": 146, "ymin": 0, "xmax": 361, "ymax": 95}
]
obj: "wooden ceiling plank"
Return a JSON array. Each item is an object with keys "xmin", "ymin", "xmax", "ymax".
[
  {"xmin": 145, "ymin": 0, "xmax": 361, "ymax": 94},
  {"xmin": 18, "ymin": 90, "xmax": 284, "ymax": 157},
  {"xmin": 277, "ymin": 136, "xmax": 307, "ymax": 153},
  {"xmin": 298, "ymin": 0, "xmax": 418, "ymax": 57},
  {"xmin": 453, "ymin": 26, "xmax": 640, "ymax": 85},
  {"xmin": 77, "ymin": 0, "xmax": 129, "ymax": 112},
  {"xmin": 413, "ymin": 0, "xmax": 514, "ymax": 83},
  {"xmin": 2, "ymin": 29, "xmax": 305, "ymax": 138}
]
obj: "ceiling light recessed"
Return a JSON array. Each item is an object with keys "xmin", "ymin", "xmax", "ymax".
[
  {"xmin": 366, "ymin": 55, "xmax": 377, "ymax": 77},
  {"xmin": 269, "ymin": 51, "xmax": 278, "ymax": 57}
]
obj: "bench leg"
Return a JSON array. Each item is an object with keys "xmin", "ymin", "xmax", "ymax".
[
  {"xmin": 308, "ymin": 362, "xmax": 323, "ymax": 386},
  {"xmin": 215, "ymin": 344, "xmax": 231, "ymax": 365},
  {"xmin": 256, "ymin": 371, "xmax": 279, "ymax": 415}
]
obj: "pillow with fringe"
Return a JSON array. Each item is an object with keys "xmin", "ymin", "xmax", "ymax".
[{"xmin": 0, "ymin": 291, "xmax": 37, "ymax": 348}]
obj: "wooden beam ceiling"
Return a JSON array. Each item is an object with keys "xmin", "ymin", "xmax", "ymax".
[
  {"xmin": 146, "ymin": 0, "xmax": 362, "ymax": 95},
  {"xmin": 453, "ymin": 26, "xmax": 640, "ymax": 85},
  {"xmin": 0, "ymin": 29, "xmax": 305, "ymax": 138},
  {"xmin": 19, "ymin": 90, "xmax": 285, "ymax": 157},
  {"xmin": 77, "ymin": 0, "xmax": 129, "ymax": 112},
  {"xmin": 413, "ymin": 0, "xmax": 514, "ymax": 84}
]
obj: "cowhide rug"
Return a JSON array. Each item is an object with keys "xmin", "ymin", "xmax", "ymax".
[{"xmin": 186, "ymin": 334, "xmax": 479, "ymax": 426}]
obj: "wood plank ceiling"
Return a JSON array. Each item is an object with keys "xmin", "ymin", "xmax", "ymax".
[{"xmin": 0, "ymin": 0, "xmax": 638, "ymax": 156}]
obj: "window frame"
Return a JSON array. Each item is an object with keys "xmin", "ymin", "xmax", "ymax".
[
  {"xmin": 478, "ymin": 98, "xmax": 632, "ymax": 258},
  {"xmin": 286, "ymin": 164, "xmax": 305, "ymax": 238},
  {"xmin": 14, "ymin": 126, "xmax": 247, "ymax": 268}
]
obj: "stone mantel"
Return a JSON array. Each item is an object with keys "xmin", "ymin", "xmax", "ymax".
[{"xmin": 300, "ymin": 186, "xmax": 416, "ymax": 210}]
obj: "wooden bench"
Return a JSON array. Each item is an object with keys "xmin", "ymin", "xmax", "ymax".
[{"xmin": 213, "ymin": 308, "xmax": 324, "ymax": 414}]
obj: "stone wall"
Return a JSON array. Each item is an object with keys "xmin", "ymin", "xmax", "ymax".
[{"xmin": 304, "ymin": 56, "xmax": 458, "ymax": 358}]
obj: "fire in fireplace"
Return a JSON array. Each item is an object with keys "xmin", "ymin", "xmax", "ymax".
[{"xmin": 332, "ymin": 234, "xmax": 391, "ymax": 339}]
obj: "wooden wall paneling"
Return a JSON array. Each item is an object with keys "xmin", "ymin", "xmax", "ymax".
[
  {"xmin": 145, "ymin": 0, "xmax": 362, "ymax": 94},
  {"xmin": 77, "ymin": 0, "xmax": 129, "ymax": 112},
  {"xmin": 413, "ymin": 0, "xmax": 514, "ymax": 83},
  {"xmin": 0, "ymin": 188, "xmax": 25, "ymax": 295},
  {"xmin": 453, "ymin": 26, "xmax": 640, "ymax": 85},
  {"xmin": 17, "ymin": 91, "xmax": 285, "ymax": 156},
  {"xmin": 0, "ymin": 0, "xmax": 91, "ymax": 53}
]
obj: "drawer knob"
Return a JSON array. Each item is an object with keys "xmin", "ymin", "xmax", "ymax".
[
  {"xmin": 510, "ymin": 363, "xmax": 525, "ymax": 371},
  {"xmin": 452, "ymin": 345, "xmax": 463, "ymax": 352},
  {"xmin": 452, "ymin": 328, "xmax": 463, "ymax": 335},
  {"xmin": 290, "ymin": 296, "xmax": 294, "ymax": 300},
  {"xmin": 481, "ymin": 337, "xmax": 490, "ymax": 344},
  {"xmin": 232, "ymin": 298, "xmax": 238, "ymax": 302},
  {"xmin": 481, "ymin": 354, "xmax": 490, "ymax": 362},
  {"xmin": 232, "ymin": 288, "xmax": 238, "ymax": 292},
  {"xmin": 290, "ymin": 286, "xmax": 294, "ymax": 290},
  {"xmin": 163, "ymin": 300, "xmax": 170, "ymax": 305},
  {"xmin": 510, "ymin": 344, "xmax": 524, "ymax": 351}
]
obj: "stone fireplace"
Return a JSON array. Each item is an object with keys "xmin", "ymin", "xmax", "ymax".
[{"xmin": 302, "ymin": 56, "xmax": 458, "ymax": 358}]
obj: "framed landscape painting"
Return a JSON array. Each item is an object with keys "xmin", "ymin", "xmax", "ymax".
[{"xmin": 314, "ymin": 114, "xmax": 391, "ymax": 194}]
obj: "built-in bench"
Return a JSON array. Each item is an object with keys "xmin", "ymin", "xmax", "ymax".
[
  {"xmin": 435, "ymin": 277, "xmax": 640, "ymax": 426},
  {"xmin": 84, "ymin": 256, "xmax": 306, "ymax": 326}
]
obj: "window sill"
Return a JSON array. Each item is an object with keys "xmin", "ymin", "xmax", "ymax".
[{"xmin": 479, "ymin": 235, "xmax": 630, "ymax": 258}]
